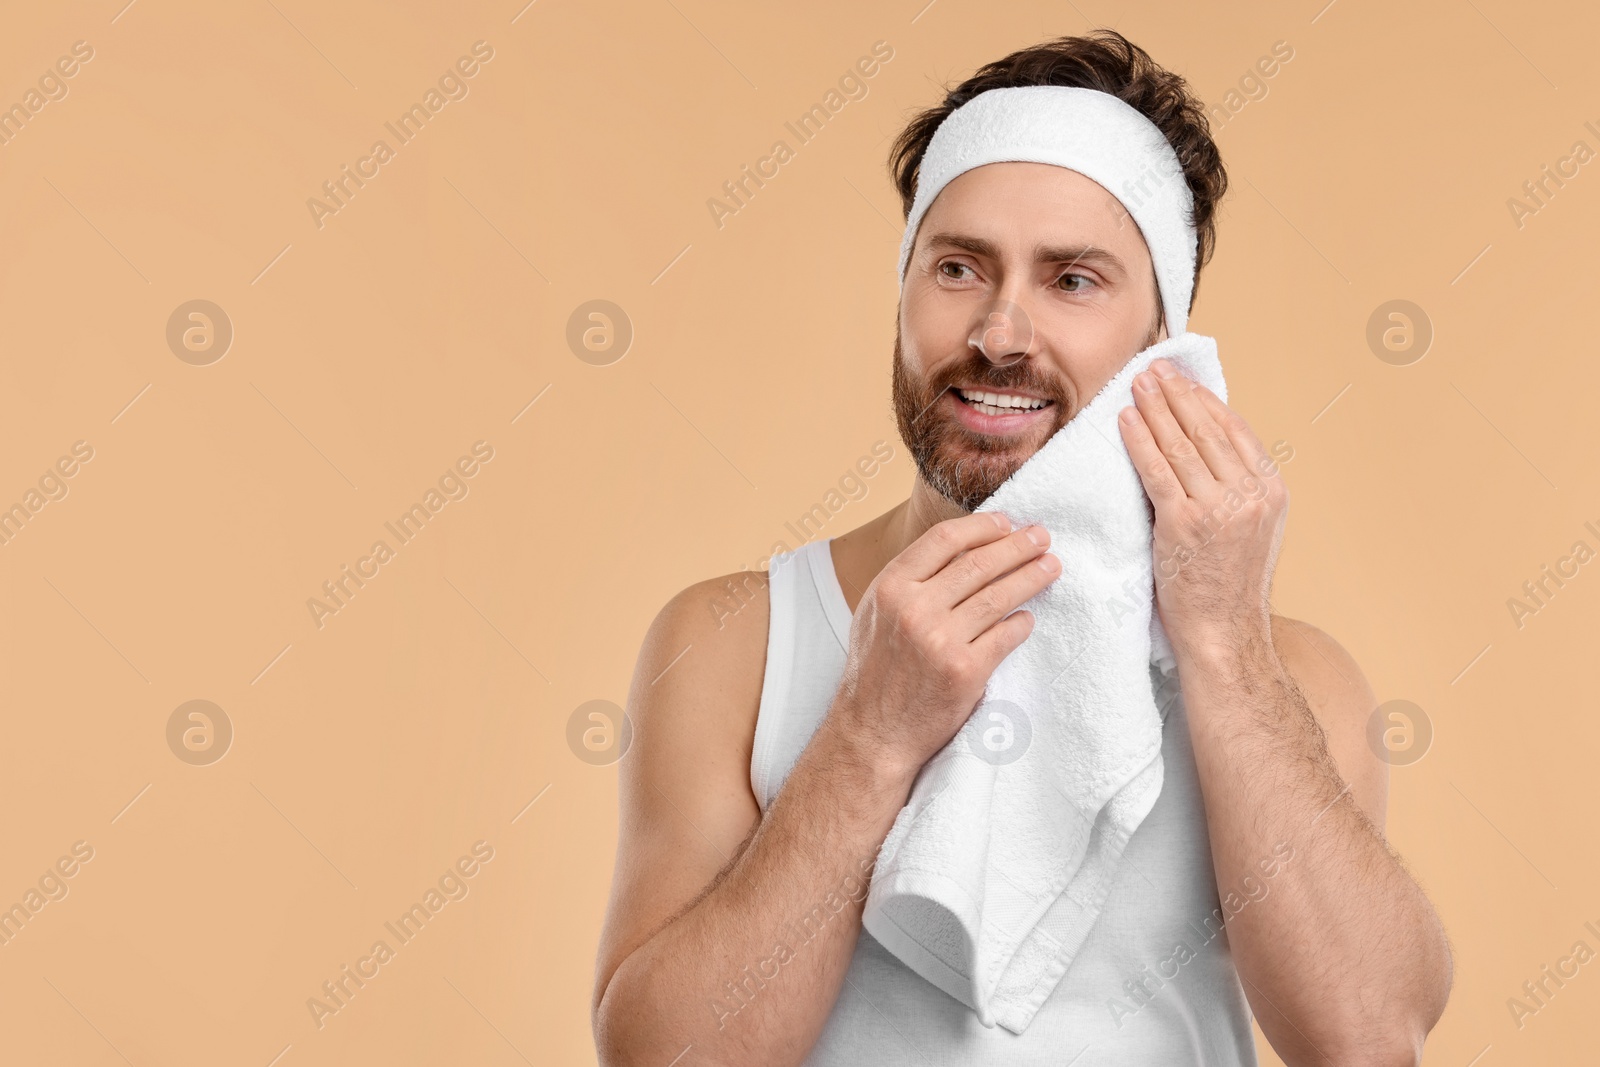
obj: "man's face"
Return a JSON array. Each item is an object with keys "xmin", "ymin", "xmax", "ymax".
[{"xmin": 892, "ymin": 161, "xmax": 1167, "ymax": 511}]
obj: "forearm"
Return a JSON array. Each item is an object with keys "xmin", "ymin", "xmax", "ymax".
[
  {"xmin": 595, "ymin": 713, "xmax": 909, "ymax": 1067},
  {"xmin": 1177, "ymin": 635, "xmax": 1451, "ymax": 1065}
]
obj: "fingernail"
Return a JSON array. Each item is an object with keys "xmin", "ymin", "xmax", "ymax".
[
  {"xmin": 1024, "ymin": 525, "xmax": 1048, "ymax": 546},
  {"xmin": 1035, "ymin": 553, "xmax": 1059, "ymax": 572},
  {"xmin": 1137, "ymin": 371, "xmax": 1159, "ymax": 392},
  {"xmin": 992, "ymin": 513, "xmax": 1011, "ymax": 531},
  {"xmin": 1152, "ymin": 359, "xmax": 1177, "ymax": 379}
]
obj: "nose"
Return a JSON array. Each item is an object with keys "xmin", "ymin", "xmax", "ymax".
[{"xmin": 968, "ymin": 297, "xmax": 1035, "ymax": 367}]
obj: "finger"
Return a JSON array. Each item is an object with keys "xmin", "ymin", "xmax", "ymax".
[
  {"xmin": 950, "ymin": 545, "xmax": 1060, "ymax": 641},
  {"xmin": 1192, "ymin": 384, "xmax": 1281, "ymax": 485},
  {"xmin": 970, "ymin": 605, "xmax": 1036, "ymax": 668},
  {"xmin": 892, "ymin": 511, "xmax": 1019, "ymax": 582},
  {"xmin": 1131, "ymin": 369, "xmax": 1213, "ymax": 498},
  {"xmin": 1151, "ymin": 362, "xmax": 1247, "ymax": 481},
  {"xmin": 930, "ymin": 522, "xmax": 1054, "ymax": 610},
  {"xmin": 1118, "ymin": 403, "xmax": 1187, "ymax": 507}
]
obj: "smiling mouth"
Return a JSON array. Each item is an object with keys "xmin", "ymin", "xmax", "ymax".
[{"xmin": 950, "ymin": 387, "xmax": 1054, "ymax": 417}]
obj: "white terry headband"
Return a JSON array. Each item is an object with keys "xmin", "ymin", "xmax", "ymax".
[{"xmin": 897, "ymin": 85, "xmax": 1197, "ymax": 336}]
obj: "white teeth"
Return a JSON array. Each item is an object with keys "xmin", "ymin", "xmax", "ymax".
[{"xmin": 956, "ymin": 388, "xmax": 1047, "ymax": 412}]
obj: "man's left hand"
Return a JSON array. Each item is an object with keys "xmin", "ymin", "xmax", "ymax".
[{"xmin": 1117, "ymin": 357, "xmax": 1289, "ymax": 661}]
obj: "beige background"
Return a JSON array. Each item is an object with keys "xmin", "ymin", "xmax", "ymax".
[{"xmin": 0, "ymin": 0, "xmax": 1594, "ymax": 1062}]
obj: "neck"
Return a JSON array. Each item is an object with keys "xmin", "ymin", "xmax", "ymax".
[
  {"xmin": 888, "ymin": 478, "xmax": 970, "ymax": 553},
  {"xmin": 828, "ymin": 477, "xmax": 970, "ymax": 611}
]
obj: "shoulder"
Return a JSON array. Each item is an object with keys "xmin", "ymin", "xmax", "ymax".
[
  {"xmin": 1269, "ymin": 613, "xmax": 1388, "ymax": 824},
  {"xmin": 638, "ymin": 569, "xmax": 771, "ymax": 694},
  {"xmin": 1267, "ymin": 614, "xmax": 1372, "ymax": 713},
  {"xmin": 617, "ymin": 566, "xmax": 776, "ymax": 892},
  {"xmin": 626, "ymin": 568, "xmax": 773, "ymax": 790}
]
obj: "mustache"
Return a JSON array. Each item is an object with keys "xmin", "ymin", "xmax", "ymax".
[{"xmin": 925, "ymin": 354, "xmax": 1069, "ymax": 407}]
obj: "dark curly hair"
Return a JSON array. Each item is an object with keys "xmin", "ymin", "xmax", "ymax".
[{"xmin": 888, "ymin": 29, "xmax": 1228, "ymax": 316}]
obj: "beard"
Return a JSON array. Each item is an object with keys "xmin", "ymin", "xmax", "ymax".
[{"xmin": 890, "ymin": 310, "xmax": 1162, "ymax": 511}]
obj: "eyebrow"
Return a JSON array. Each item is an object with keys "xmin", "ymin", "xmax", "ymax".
[{"xmin": 920, "ymin": 232, "xmax": 1128, "ymax": 276}]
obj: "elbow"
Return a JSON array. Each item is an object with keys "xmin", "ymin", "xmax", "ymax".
[
  {"xmin": 1357, "ymin": 1029, "xmax": 1427, "ymax": 1067},
  {"xmin": 592, "ymin": 973, "xmax": 645, "ymax": 1067},
  {"xmin": 1337, "ymin": 1036, "xmax": 1427, "ymax": 1067},
  {"xmin": 592, "ymin": 1010, "xmax": 630, "ymax": 1067},
  {"xmin": 593, "ymin": 997, "xmax": 642, "ymax": 1067},
  {"xmin": 591, "ymin": 963, "xmax": 635, "ymax": 1067},
  {"xmin": 1355, "ymin": 913, "xmax": 1455, "ymax": 1066},
  {"xmin": 1308, "ymin": 1025, "xmax": 1423, "ymax": 1067},
  {"xmin": 1390, "ymin": 916, "xmax": 1455, "ymax": 1058},
  {"xmin": 592, "ymin": 965, "xmax": 684, "ymax": 1067},
  {"xmin": 1326, "ymin": 974, "xmax": 1452, "ymax": 1067}
]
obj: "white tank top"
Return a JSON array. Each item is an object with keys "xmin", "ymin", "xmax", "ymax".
[{"xmin": 752, "ymin": 538, "xmax": 1261, "ymax": 1066}]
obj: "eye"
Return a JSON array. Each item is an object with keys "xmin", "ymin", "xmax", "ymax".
[
  {"xmin": 1056, "ymin": 272, "xmax": 1096, "ymax": 292},
  {"xmin": 938, "ymin": 260, "xmax": 976, "ymax": 281}
]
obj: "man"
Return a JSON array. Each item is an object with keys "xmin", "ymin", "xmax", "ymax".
[{"xmin": 592, "ymin": 29, "xmax": 1452, "ymax": 1067}]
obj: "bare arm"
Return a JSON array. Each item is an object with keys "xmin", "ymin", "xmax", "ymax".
[
  {"xmin": 595, "ymin": 692, "xmax": 910, "ymax": 1067},
  {"xmin": 592, "ymin": 514, "xmax": 1059, "ymax": 1067},
  {"xmin": 1120, "ymin": 359, "xmax": 1452, "ymax": 1065},
  {"xmin": 1176, "ymin": 620, "xmax": 1451, "ymax": 1065}
]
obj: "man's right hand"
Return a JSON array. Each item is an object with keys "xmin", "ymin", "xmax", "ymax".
[
  {"xmin": 824, "ymin": 511, "xmax": 1061, "ymax": 791},
  {"xmin": 594, "ymin": 513, "xmax": 1061, "ymax": 1067}
]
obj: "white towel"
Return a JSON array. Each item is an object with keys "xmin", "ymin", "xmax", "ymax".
[{"xmin": 861, "ymin": 330, "xmax": 1228, "ymax": 1033}]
